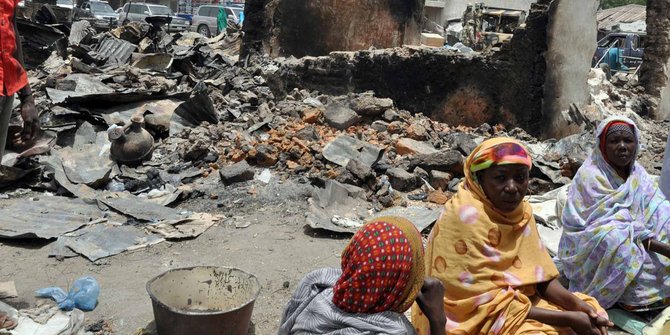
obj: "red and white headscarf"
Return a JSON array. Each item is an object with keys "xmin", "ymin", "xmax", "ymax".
[{"xmin": 332, "ymin": 216, "xmax": 424, "ymax": 314}]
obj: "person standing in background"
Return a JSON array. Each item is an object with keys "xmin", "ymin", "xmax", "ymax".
[{"xmin": 0, "ymin": 0, "xmax": 40, "ymax": 165}]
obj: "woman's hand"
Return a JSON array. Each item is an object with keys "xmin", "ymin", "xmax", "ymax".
[
  {"xmin": 569, "ymin": 299, "xmax": 599, "ymax": 318},
  {"xmin": 566, "ymin": 295, "xmax": 612, "ymax": 335},
  {"xmin": 416, "ymin": 277, "xmax": 446, "ymax": 335},
  {"xmin": 568, "ymin": 311, "xmax": 611, "ymax": 335}
]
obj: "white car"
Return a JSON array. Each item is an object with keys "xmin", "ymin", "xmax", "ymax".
[
  {"xmin": 117, "ymin": 2, "xmax": 189, "ymax": 32},
  {"xmin": 56, "ymin": 0, "xmax": 74, "ymax": 9}
]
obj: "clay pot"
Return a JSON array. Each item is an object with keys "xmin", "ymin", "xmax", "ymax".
[{"xmin": 108, "ymin": 115, "xmax": 154, "ymax": 164}]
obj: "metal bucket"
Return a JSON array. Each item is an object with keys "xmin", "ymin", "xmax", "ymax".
[{"xmin": 146, "ymin": 266, "xmax": 261, "ymax": 335}]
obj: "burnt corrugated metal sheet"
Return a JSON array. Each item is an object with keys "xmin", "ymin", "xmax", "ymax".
[
  {"xmin": 94, "ymin": 35, "xmax": 137, "ymax": 65},
  {"xmin": 0, "ymin": 196, "xmax": 105, "ymax": 239},
  {"xmin": 597, "ymin": 4, "xmax": 646, "ymax": 30}
]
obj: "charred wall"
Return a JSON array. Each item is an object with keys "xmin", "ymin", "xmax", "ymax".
[
  {"xmin": 639, "ymin": 0, "xmax": 670, "ymax": 120},
  {"xmin": 241, "ymin": 0, "xmax": 424, "ymax": 58},
  {"xmin": 267, "ymin": 1, "xmax": 552, "ymax": 136}
]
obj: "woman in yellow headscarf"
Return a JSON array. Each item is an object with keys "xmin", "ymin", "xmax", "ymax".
[{"xmin": 412, "ymin": 138, "xmax": 612, "ymax": 335}]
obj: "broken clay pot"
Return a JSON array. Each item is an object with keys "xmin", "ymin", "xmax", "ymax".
[{"xmin": 108, "ymin": 115, "xmax": 154, "ymax": 164}]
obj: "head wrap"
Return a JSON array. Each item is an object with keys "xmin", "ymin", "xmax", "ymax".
[
  {"xmin": 332, "ymin": 216, "xmax": 424, "ymax": 314},
  {"xmin": 470, "ymin": 140, "xmax": 532, "ymax": 174}
]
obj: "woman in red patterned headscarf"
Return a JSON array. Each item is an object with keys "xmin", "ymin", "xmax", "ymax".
[{"xmin": 278, "ymin": 216, "xmax": 446, "ymax": 335}]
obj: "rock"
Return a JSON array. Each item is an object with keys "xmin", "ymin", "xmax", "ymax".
[
  {"xmin": 335, "ymin": 169, "xmax": 358, "ymax": 185},
  {"xmin": 413, "ymin": 167, "xmax": 429, "ymax": 182},
  {"xmin": 427, "ymin": 189, "xmax": 450, "ymax": 204},
  {"xmin": 407, "ymin": 123, "xmax": 429, "ymax": 141},
  {"xmin": 323, "ymin": 103, "xmax": 361, "ymax": 130},
  {"xmin": 446, "ymin": 133, "xmax": 478, "ymax": 155},
  {"xmin": 301, "ymin": 107, "xmax": 323, "ymax": 124},
  {"xmin": 203, "ymin": 152, "xmax": 219, "ymax": 163},
  {"xmin": 346, "ymin": 159, "xmax": 374, "ymax": 181},
  {"xmin": 303, "ymin": 97, "xmax": 323, "ymax": 107},
  {"xmin": 396, "ymin": 138, "xmax": 438, "ymax": 156},
  {"xmin": 371, "ymin": 120, "xmax": 389, "ymax": 132},
  {"xmin": 296, "ymin": 125, "xmax": 320, "ymax": 141},
  {"xmin": 409, "ymin": 150, "xmax": 464, "ymax": 174},
  {"xmin": 350, "ymin": 95, "xmax": 394, "ymax": 116},
  {"xmin": 476, "ymin": 123, "xmax": 493, "ymax": 136},
  {"xmin": 249, "ymin": 144, "xmax": 279, "ymax": 167},
  {"xmin": 448, "ymin": 178, "xmax": 461, "ymax": 192},
  {"xmin": 219, "ymin": 161, "xmax": 255, "ymax": 185},
  {"xmin": 239, "ymin": 91, "xmax": 259, "ymax": 105},
  {"xmin": 382, "ymin": 109, "xmax": 399, "ymax": 122},
  {"xmin": 286, "ymin": 160, "xmax": 300, "ymax": 170},
  {"xmin": 181, "ymin": 139, "xmax": 211, "ymax": 161},
  {"xmin": 387, "ymin": 121, "xmax": 405, "ymax": 134},
  {"xmin": 386, "ymin": 168, "xmax": 419, "ymax": 192},
  {"xmin": 430, "ymin": 170, "xmax": 453, "ymax": 191}
]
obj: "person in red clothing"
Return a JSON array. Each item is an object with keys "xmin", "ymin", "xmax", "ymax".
[{"xmin": 0, "ymin": 0, "xmax": 40, "ymax": 165}]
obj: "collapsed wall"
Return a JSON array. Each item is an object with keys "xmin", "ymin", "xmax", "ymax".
[
  {"xmin": 261, "ymin": 1, "xmax": 552, "ymax": 136},
  {"xmin": 241, "ymin": 0, "xmax": 424, "ymax": 58},
  {"xmin": 639, "ymin": 0, "xmax": 670, "ymax": 120}
]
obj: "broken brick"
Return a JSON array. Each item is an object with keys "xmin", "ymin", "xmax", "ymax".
[{"xmin": 301, "ymin": 107, "xmax": 323, "ymax": 124}]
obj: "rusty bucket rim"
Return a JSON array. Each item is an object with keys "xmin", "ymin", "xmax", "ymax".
[{"xmin": 146, "ymin": 265, "xmax": 262, "ymax": 317}]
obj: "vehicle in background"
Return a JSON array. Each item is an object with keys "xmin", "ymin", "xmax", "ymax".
[
  {"xmin": 189, "ymin": 5, "xmax": 240, "ymax": 37},
  {"xmin": 592, "ymin": 32, "xmax": 645, "ymax": 76},
  {"xmin": 117, "ymin": 2, "xmax": 190, "ymax": 32},
  {"xmin": 479, "ymin": 8, "xmax": 525, "ymax": 46},
  {"xmin": 458, "ymin": 3, "xmax": 526, "ymax": 50},
  {"xmin": 56, "ymin": 0, "xmax": 74, "ymax": 9},
  {"xmin": 74, "ymin": 0, "xmax": 118, "ymax": 30},
  {"xmin": 176, "ymin": 13, "xmax": 193, "ymax": 25}
]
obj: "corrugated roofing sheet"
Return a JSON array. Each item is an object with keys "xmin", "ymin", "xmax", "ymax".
[
  {"xmin": 597, "ymin": 4, "xmax": 646, "ymax": 30},
  {"xmin": 95, "ymin": 36, "xmax": 137, "ymax": 65},
  {"xmin": 0, "ymin": 196, "xmax": 105, "ymax": 239}
]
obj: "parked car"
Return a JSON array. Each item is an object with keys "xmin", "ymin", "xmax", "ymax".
[
  {"xmin": 189, "ymin": 5, "xmax": 241, "ymax": 37},
  {"xmin": 56, "ymin": 0, "xmax": 74, "ymax": 9},
  {"xmin": 593, "ymin": 32, "xmax": 645, "ymax": 75},
  {"xmin": 117, "ymin": 2, "xmax": 189, "ymax": 32},
  {"xmin": 74, "ymin": 0, "xmax": 118, "ymax": 30}
]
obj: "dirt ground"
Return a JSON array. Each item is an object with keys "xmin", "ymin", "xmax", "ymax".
[{"xmin": 0, "ymin": 178, "xmax": 353, "ymax": 334}]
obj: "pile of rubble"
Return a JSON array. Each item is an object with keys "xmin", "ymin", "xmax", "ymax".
[{"xmin": 3, "ymin": 18, "xmax": 669, "ymax": 256}]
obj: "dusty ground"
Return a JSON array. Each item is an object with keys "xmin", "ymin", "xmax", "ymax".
[{"xmin": 0, "ymin": 178, "xmax": 353, "ymax": 334}]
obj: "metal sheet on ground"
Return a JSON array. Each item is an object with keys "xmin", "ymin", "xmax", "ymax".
[
  {"xmin": 53, "ymin": 224, "xmax": 164, "ymax": 261},
  {"xmin": 147, "ymin": 213, "xmax": 222, "ymax": 239},
  {"xmin": 368, "ymin": 206, "xmax": 441, "ymax": 232},
  {"xmin": 0, "ymin": 196, "xmax": 104, "ymax": 239},
  {"xmin": 98, "ymin": 194, "xmax": 188, "ymax": 222},
  {"xmin": 322, "ymin": 135, "xmax": 384, "ymax": 168}
]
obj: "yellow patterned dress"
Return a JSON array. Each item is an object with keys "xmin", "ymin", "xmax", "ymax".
[{"xmin": 412, "ymin": 138, "xmax": 605, "ymax": 335}]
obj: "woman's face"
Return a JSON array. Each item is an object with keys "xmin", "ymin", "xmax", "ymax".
[
  {"xmin": 605, "ymin": 131, "xmax": 636, "ymax": 171},
  {"xmin": 478, "ymin": 164, "xmax": 529, "ymax": 213}
]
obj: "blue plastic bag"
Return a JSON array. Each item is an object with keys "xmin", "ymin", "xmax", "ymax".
[{"xmin": 36, "ymin": 276, "xmax": 100, "ymax": 311}]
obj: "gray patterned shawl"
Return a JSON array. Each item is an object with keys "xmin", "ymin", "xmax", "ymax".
[{"xmin": 278, "ymin": 268, "xmax": 417, "ymax": 335}]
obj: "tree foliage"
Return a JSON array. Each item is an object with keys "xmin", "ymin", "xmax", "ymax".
[{"xmin": 600, "ymin": 0, "xmax": 647, "ymax": 9}]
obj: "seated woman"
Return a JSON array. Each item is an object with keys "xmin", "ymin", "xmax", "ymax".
[
  {"xmin": 412, "ymin": 138, "xmax": 611, "ymax": 335},
  {"xmin": 559, "ymin": 116, "xmax": 670, "ymax": 312},
  {"xmin": 278, "ymin": 216, "xmax": 446, "ymax": 335}
]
